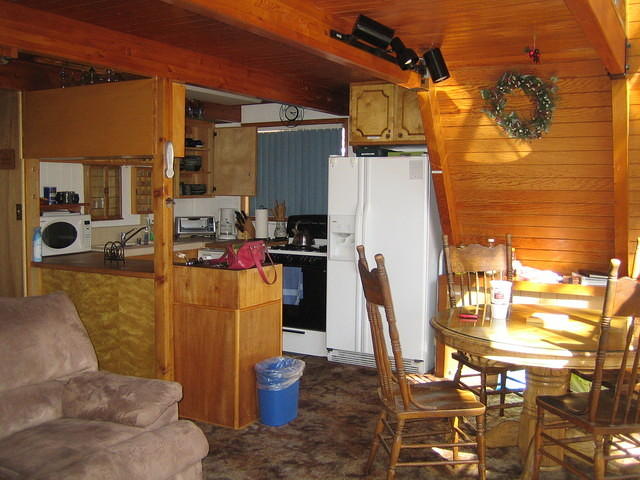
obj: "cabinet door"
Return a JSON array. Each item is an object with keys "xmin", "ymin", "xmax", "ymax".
[
  {"xmin": 213, "ymin": 126, "xmax": 257, "ymax": 196},
  {"xmin": 23, "ymin": 79, "xmax": 156, "ymax": 158},
  {"xmin": 131, "ymin": 167, "xmax": 153, "ymax": 214},
  {"xmin": 349, "ymin": 83, "xmax": 395, "ymax": 145},
  {"xmin": 395, "ymin": 88, "xmax": 426, "ymax": 143}
]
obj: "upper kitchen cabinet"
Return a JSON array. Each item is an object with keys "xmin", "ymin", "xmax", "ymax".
[
  {"xmin": 213, "ymin": 126, "xmax": 257, "ymax": 196},
  {"xmin": 349, "ymin": 82, "xmax": 425, "ymax": 145},
  {"xmin": 23, "ymin": 79, "xmax": 161, "ymax": 159}
]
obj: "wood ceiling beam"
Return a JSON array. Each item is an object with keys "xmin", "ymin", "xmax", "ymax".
[
  {"xmin": 160, "ymin": 0, "xmax": 423, "ymax": 90},
  {"xmin": 417, "ymin": 86, "xmax": 459, "ymax": 243},
  {"xmin": 0, "ymin": 1, "xmax": 347, "ymax": 115},
  {"xmin": 564, "ymin": 0, "xmax": 627, "ymax": 76}
]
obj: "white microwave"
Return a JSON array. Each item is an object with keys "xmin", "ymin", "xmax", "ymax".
[{"xmin": 40, "ymin": 214, "xmax": 92, "ymax": 256}]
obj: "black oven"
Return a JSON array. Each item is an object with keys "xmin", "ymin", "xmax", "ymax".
[{"xmin": 267, "ymin": 252, "xmax": 327, "ymax": 332}]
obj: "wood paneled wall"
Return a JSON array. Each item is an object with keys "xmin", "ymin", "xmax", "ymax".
[
  {"xmin": 435, "ymin": 60, "xmax": 614, "ymax": 274},
  {"xmin": 628, "ymin": 1, "xmax": 640, "ymax": 268}
]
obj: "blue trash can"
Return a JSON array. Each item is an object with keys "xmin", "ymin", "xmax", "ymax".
[{"xmin": 255, "ymin": 356, "xmax": 305, "ymax": 426}]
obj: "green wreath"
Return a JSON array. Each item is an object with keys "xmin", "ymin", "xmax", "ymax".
[{"xmin": 481, "ymin": 72, "xmax": 557, "ymax": 140}]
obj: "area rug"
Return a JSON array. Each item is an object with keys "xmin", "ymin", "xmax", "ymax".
[{"xmin": 194, "ymin": 354, "xmax": 546, "ymax": 480}]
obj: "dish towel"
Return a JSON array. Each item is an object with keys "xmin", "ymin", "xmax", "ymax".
[{"xmin": 283, "ymin": 267, "xmax": 304, "ymax": 306}]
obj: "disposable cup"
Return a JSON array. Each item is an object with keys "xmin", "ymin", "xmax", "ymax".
[
  {"xmin": 491, "ymin": 303, "xmax": 510, "ymax": 321},
  {"xmin": 490, "ymin": 280, "xmax": 512, "ymax": 305}
]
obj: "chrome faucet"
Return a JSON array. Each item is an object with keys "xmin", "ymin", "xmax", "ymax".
[{"xmin": 120, "ymin": 226, "xmax": 147, "ymax": 247}]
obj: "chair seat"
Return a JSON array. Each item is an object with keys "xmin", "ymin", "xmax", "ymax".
[
  {"xmin": 537, "ymin": 391, "xmax": 640, "ymax": 434},
  {"xmin": 386, "ymin": 380, "xmax": 486, "ymax": 419}
]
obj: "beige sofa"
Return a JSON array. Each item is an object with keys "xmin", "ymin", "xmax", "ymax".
[{"xmin": 0, "ymin": 292, "xmax": 209, "ymax": 479}]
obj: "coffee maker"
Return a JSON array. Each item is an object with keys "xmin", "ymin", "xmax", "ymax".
[{"xmin": 218, "ymin": 208, "xmax": 236, "ymax": 240}]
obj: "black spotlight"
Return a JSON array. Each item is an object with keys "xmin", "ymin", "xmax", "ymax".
[
  {"xmin": 423, "ymin": 48, "xmax": 450, "ymax": 83},
  {"xmin": 352, "ymin": 15, "xmax": 395, "ymax": 49},
  {"xmin": 390, "ymin": 37, "xmax": 419, "ymax": 70}
]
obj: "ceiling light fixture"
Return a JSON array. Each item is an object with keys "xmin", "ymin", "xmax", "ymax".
[
  {"xmin": 390, "ymin": 37, "xmax": 419, "ymax": 71},
  {"xmin": 422, "ymin": 48, "xmax": 450, "ymax": 83},
  {"xmin": 351, "ymin": 15, "xmax": 395, "ymax": 50},
  {"xmin": 329, "ymin": 14, "xmax": 450, "ymax": 82}
]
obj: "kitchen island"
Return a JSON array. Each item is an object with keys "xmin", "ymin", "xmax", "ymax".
[{"xmin": 173, "ymin": 263, "xmax": 283, "ymax": 429}]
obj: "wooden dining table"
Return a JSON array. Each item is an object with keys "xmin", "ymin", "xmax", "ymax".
[{"xmin": 430, "ymin": 303, "xmax": 631, "ymax": 479}]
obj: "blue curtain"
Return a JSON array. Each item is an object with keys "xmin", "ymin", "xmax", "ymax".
[{"xmin": 251, "ymin": 128, "xmax": 342, "ymax": 215}]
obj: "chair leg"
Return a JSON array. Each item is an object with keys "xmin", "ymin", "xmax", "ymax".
[
  {"xmin": 499, "ymin": 372, "xmax": 508, "ymax": 416},
  {"xmin": 476, "ymin": 413, "xmax": 486, "ymax": 480},
  {"xmin": 386, "ymin": 418, "xmax": 405, "ymax": 480},
  {"xmin": 594, "ymin": 434, "xmax": 605, "ymax": 480},
  {"xmin": 531, "ymin": 405, "xmax": 544, "ymax": 480},
  {"xmin": 364, "ymin": 411, "xmax": 386, "ymax": 475},
  {"xmin": 453, "ymin": 357, "xmax": 464, "ymax": 384},
  {"xmin": 451, "ymin": 416, "xmax": 460, "ymax": 461},
  {"xmin": 479, "ymin": 369, "xmax": 488, "ymax": 408}
]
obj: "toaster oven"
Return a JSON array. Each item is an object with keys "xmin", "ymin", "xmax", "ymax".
[{"xmin": 175, "ymin": 216, "xmax": 216, "ymax": 237}]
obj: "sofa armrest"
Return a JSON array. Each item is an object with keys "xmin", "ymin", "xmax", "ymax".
[{"xmin": 62, "ymin": 371, "xmax": 183, "ymax": 428}]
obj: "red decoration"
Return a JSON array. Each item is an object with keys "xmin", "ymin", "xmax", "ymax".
[{"xmin": 525, "ymin": 46, "xmax": 541, "ymax": 64}]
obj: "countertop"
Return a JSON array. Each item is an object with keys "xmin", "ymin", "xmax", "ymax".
[
  {"xmin": 33, "ymin": 252, "xmax": 154, "ymax": 278},
  {"xmin": 35, "ymin": 238, "xmax": 289, "ymax": 278}
]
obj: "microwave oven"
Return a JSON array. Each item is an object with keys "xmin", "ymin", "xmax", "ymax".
[{"xmin": 40, "ymin": 213, "xmax": 92, "ymax": 256}]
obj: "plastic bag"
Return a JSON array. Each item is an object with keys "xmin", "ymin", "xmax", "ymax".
[{"xmin": 255, "ymin": 356, "xmax": 305, "ymax": 391}]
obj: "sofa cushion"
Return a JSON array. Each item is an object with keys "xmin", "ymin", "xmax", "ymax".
[
  {"xmin": 62, "ymin": 371, "xmax": 183, "ymax": 428},
  {"xmin": 0, "ymin": 292, "xmax": 97, "ymax": 393},
  {"xmin": 0, "ymin": 417, "xmax": 147, "ymax": 478},
  {"xmin": 31, "ymin": 421, "xmax": 209, "ymax": 480},
  {"xmin": 0, "ymin": 380, "xmax": 64, "ymax": 441}
]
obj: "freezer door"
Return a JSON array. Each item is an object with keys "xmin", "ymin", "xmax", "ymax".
[{"xmin": 326, "ymin": 156, "xmax": 361, "ymax": 351}]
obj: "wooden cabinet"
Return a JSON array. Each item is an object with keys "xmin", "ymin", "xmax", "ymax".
[
  {"xmin": 176, "ymin": 122, "xmax": 257, "ymax": 198},
  {"xmin": 213, "ymin": 126, "xmax": 257, "ymax": 196},
  {"xmin": 23, "ymin": 79, "xmax": 158, "ymax": 158},
  {"xmin": 349, "ymin": 82, "xmax": 425, "ymax": 145},
  {"xmin": 173, "ymin": 264, "xmax": 282, "ymax": 428}
]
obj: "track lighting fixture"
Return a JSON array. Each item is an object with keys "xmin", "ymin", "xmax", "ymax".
[{"xmin": 329, "ymin": 14, "xmax": 450, "ymax": 82}]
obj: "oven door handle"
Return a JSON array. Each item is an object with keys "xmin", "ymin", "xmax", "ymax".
[{"xmin": 283, "ymin": 328, "xmax": 306, "ymax": 335}]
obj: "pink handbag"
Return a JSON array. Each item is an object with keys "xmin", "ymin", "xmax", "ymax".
[{"xmin": 210, "ymin": 240, "xmax": 277, "ymax": 285}]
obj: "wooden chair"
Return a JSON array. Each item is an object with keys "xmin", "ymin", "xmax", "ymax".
[
  {"xmin": 442, "ymin": 234, "xmax": 525, "ymax": 416},
  {"xmin": 532, "ymin": 258, "xmax": 640, "ymax": 480},
  {"xmin": 356, "ymin": 245, "xmax": 486, "ymax": 480},
  {"xmin": 572, "ymin": 237, "xmax": 640, "ymax": 391}
]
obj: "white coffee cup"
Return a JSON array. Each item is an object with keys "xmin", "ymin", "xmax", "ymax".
[{"xmin": 490, "ymin": 280, "xmax": 512, "ymax": 320}]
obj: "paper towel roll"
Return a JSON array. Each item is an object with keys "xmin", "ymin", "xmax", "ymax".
[{"xmin": 255, "ymin": 209, "xmax": 269, "ymax": 239}]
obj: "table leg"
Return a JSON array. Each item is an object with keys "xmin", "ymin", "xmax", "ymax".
[{"xmin": 519, "ymin": 367, "xmax": 570, "ymax": 480}]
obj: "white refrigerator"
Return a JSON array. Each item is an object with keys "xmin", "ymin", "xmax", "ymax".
[{"xmin": 326, "ymin": 155, "xmax": 441, "ymax": 374}]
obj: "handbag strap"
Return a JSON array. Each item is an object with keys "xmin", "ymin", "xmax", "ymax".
[{"xmin": 249, "ymin": 244, "xmax": 277, "ymax": 285}]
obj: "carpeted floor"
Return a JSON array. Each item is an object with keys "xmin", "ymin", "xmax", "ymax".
[{"xmin": 194, "ymin": 354, "xmax": 533, "ymax": 480}]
